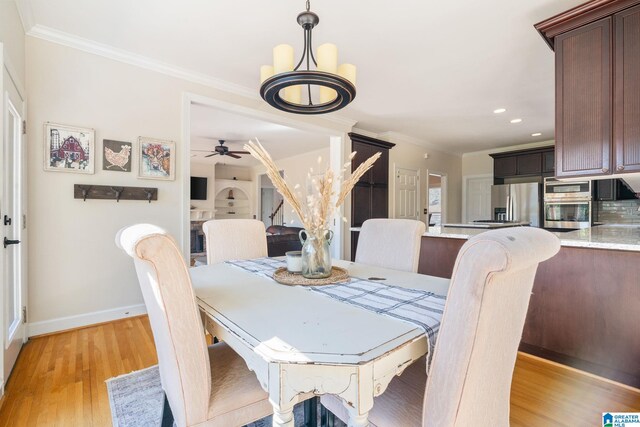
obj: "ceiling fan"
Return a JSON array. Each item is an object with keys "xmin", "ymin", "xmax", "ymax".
[{"xmin": 193, "ymin": 140, "xmax": 250, "ymax": 159}]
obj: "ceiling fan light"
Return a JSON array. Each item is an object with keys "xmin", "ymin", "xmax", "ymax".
[
  {"xmin": 260, "ymin": 65, "xmax": 274, "ymax": 84},
  {"xmin": 338, "ymin": 63, "xmax": 356, "ymax": 86},
  {"xmin": 273, "ymin": 44, "xmax": 294, "ymax": 74}
]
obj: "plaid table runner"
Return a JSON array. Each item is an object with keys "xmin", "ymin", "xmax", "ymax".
[{"xmin": 225, "ymin": 258, "xmax": 446, "ymax": 361}]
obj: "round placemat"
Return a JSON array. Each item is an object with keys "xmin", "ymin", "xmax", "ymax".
[{"xmin": 272, "ymin": 266, "xmax": 350, "ymax": 286}]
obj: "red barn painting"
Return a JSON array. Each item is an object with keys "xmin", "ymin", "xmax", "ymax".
[{"xmin": 52, "ymin": 136, "xmax": 88, "ymax": 162}]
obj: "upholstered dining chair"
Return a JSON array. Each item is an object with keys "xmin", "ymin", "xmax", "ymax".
[
  {"xmin": 203, "ymin": 219, "xmax": 268, "ymax": 265},
  {"xmin": 116, "ymin": 224, "xmax": 274, "ymax": 427},
  {"xmin": 355, "ymin": 218, "xmax": 426, "ymax": 272},
  {"xmin": 322, "ymin": 227, "xmax": 560, "ymax": 426}
]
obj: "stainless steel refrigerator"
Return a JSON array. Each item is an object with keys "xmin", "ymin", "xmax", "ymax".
[{"xmin": 491, "ymin": 183, "xmax": 541, "ymax": 227}]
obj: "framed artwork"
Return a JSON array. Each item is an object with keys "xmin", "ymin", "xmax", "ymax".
[
  {"xmin": 138, "ymin": 137, "xmax": 175, "ymax": 180},
  {"xmin": 103, "ymin": 139, "xmax": 132, "ymax": 172},
  {"xmin": 44, "ymin": 122, "xmax": 95, "ymax": 173}
]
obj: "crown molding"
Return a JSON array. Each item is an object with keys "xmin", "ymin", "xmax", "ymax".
[
  {"xmin": 27, "ymin": 24, "xmax": 259, "ymax": 100},
  {"xmin": 14, "ymin": 0, "xmax": 35, "ymax": 33},
  {"xmin": 461, "ymin": 139, "xmax": 555, "ymax": 157},
  {"xmin": 378, "ymin": 131, "xmax": 461, "ymax": 157}
]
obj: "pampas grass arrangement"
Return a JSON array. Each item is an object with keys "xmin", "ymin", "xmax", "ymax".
[{"xmin": 244, "ymin": 138, "xmax": 381, "ymax": 238}]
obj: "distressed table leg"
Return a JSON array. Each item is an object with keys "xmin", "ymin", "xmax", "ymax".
[
  {"xmin": 346, "ymin": 406, "xmax": 369, "ymax": 427},
  {"xmin": 272, "ymin": 403, "xmax": 295, "ymax": 427}
]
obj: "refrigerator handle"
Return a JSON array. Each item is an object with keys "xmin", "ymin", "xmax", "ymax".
[{"xmin": 506, "ymin": 195, "xmax": 511, "ymax": 221}]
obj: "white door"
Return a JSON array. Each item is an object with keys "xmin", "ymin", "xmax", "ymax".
[
  {"xmin": 464, "ymin": 176, "xmax": 492, "ymax": 222},
  {"xmin": 395, "ymin": 167, "xmax": 419, "ymax": 220},
  {"xmin": 1, "ymin": 64, "xmax": 26, "ymax": 381}
]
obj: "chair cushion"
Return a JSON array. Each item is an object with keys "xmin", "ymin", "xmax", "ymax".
[
  {"xmin": 203, "ymin": 343, "xmax": 273, "ymax": 427},
  {"xmin": 321, "ymin": 356, "xmax": 427, "ymax": 427}
]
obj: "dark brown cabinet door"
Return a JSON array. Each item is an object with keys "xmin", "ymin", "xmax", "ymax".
[
  {"xmin": 595, "ymin": 179, "xmax": 616, "ymax": 200},
  {"xmin": 516, "ymin": 153, "xmax": 542, "ymax": 175},
  {"xmin": 555, "ymin": 17, "xmax": 612, "ymax": 177},
  {"xmin": 542, "ymin": 150, "xmax": 555, "ymax": 174},
  {"xmin": 351, "ymin": 185, "xmax": 372, "ymax": 227},
  {"xmin": 349, "ymin": 134, "xmax": 394, "ymax": 259},
  {"xmin": 493, "ymin": 156, "xmax": 517, "ymax": 177},
  {"xmin": 615, "ymin": 5, "xmax": 640, "ymax": 173}
]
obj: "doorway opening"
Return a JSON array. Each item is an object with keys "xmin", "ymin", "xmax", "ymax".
[
  {"xmin": 259, "ymin": 173, "xmax": 284, "ymax": 227},
  {"xmin": 182, "ymin": 95, "xmax": 349, "ymax": 261},
  {"xmin": 427, "ymin": 172, "xmax": 446, "ymax": 226}
]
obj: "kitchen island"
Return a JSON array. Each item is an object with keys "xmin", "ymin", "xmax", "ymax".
[{"xmin": 419, "ymin": 225, "xmax": 640, "ymax": 388}]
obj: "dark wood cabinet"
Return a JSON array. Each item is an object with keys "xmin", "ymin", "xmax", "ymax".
[
  {"xmin": 418, "ymin": 236, "xmax": 640, "ymax": 387},
  {"xmin": 536, "ymin": 0, "xmax": 640, "ymax": 178},
  {"xmin": 595, "ymin": 179, "xmax": 616, "ymax": 200},
  {"xmin": 543, "ymin": 150, "xmax": 555, "ymax": 174},
  {"xmin": 349, "ymin": 133, "xmax": 394, "ymax": 260},
  {"xmin": 490, "ymin": 146, "xmax": 553, "ymax": 181},
  {"xmin": 555, "ymin": 18, "xmax": 612, "ymax": 177},
  {"xmin": 493, "ymin": 156, "xmax": 517, "ymax": 178},
  {"xmin": 614, "ymin": 4, "xmax": 640, "ymax": 173},
  {"xmin": 594, "ymin": 178, "xmax": 639, "ymax": 200},
  {"xmin": 516, "ymin": 153, "xmax": 542, "ymax": 175}
]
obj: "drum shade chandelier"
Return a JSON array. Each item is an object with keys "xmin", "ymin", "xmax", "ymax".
[{"xmin": 259, "ymin": 0, "xmax": 356, "ymax": 115}]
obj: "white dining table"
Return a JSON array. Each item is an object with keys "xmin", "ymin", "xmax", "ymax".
[{"xmin": 190, "ymin": 259, "xmax": 450, "ymax": 427}]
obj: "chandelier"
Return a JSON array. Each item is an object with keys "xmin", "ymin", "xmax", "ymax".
[{"xmin": 259, "ymin": 0, "xmax": 356, "ymax": 115}]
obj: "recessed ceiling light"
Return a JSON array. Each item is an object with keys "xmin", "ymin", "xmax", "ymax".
[
  {"xmin": 531, "ymin": 132, "xmax": 542, "ymax": 137},
  {"xmin": 493, "ymin": 108, "xmax": 507, "ymax": 114},
  {"xmin": 510, "ymin": 118, "xmax": 522, "ymax": 124}
]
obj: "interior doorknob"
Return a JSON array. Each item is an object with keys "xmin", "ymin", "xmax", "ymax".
[{"xmin": 3, "ymin": 237, "xmax": 20, "ymax": 248}]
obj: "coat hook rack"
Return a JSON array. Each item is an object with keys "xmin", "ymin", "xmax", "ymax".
[{"xmin": 74, "ymin": 184, "xmax": 158, "ymax": 202}]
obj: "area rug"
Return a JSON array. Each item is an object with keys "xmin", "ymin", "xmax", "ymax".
[{"xmin": 106, "ymin": 365, "xmax": 311, "ymax": 427}]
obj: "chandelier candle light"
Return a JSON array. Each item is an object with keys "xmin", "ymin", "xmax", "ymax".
[
  {"xmin": 244, "ymin": 139, "xmax": 379, "ymax": 278},
  {"xmin": 259, "ymin": 0, "xmax": 356, "ymax": 115}
]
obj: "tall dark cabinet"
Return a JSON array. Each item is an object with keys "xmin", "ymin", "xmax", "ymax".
[
  {"xmin": 536, "ymin": 0, "xmax": 640, "ymax": 178},
  {"xmin": 349, "ymin": 133, "xmax": 395, "ymax": 261}
]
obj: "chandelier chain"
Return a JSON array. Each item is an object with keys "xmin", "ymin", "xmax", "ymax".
[{"xmin": 306, "ymin": 0, "xmax": 310, "ymax": 12}]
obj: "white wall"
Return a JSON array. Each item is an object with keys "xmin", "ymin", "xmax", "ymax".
[
  {"xmin": 0, "ymin": 1, "xmax": 25, "ymax": 89},
  {"xmin": 252, "ymin": 147, "xmax": 330, "ymax": 227},
  {"xmin": 25, "ymin": 36, "xmax": 350, "ymax": 335},
  {"xmin": 189, "ymin": 162, "xmax": 215, "ymax": 211}
]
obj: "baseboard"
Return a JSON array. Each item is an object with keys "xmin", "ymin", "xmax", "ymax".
[{"xmin": 27, "ymin": 304, "xmax": 147, "ymax": 337}]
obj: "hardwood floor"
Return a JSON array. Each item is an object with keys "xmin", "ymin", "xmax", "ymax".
[{"xmin": 0, "ymin": 316, "xmax": 637, "ymax": 426}]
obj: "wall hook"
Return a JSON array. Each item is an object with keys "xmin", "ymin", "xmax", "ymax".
[
  {"xmin": 144, "ymin": 189, "xmax": 155, "ymax": 203},
  {"xmin": 79, "ymin": 185, "xmax": 91, "ymax": 201},
  {"xmin": 111, "ymin": 186, "xmax": 124, "ymax": 202}
]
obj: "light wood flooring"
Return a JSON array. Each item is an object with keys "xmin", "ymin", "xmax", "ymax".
[{"xmin": 0, "ymin": 316, "xmax": 637, "ymax": 426}]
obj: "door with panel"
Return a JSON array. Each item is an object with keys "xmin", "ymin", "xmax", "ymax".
[
  {"xmin": 555, "ymin": 17, "xmax": 612, "ymax": 177},
  {"xmin": 1, "ymin": 63, "xmax": 27, "ymax": 382},
  {"xmin": 394, "ymin": 167, "xmax": 419, "ymax": 220}
]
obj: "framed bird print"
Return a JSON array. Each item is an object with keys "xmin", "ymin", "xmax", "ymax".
[
  {"xmin": 138, "ymin": 137, "xmax": 175, "ymax": 180},
  {"xmin": 44, "ymin": 122, "xmax": 95, "ymax": 174},
  {"xmin": 102, "ymin": 140, "xmax": 132, "ymax": 172}
]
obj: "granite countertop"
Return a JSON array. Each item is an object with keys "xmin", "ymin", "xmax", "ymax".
[{"xmin": 423, "ymin": 225, "xmax": 640, "ymax": 252}]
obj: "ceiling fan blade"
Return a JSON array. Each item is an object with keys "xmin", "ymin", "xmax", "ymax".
[
  {"xmin": 192, "ymin": 149, "xmax": 215, "ymax": 152},
  {"xmin": 205, "ymin": 152, "xmax": 219, "ymax": 158},
  {"xmin": 226, "ymin": 153, "xmax": 241, "ymax": 159},
  {"xmin": 227, "ymin": 151, "xmax": 250, "ymax": 155}
]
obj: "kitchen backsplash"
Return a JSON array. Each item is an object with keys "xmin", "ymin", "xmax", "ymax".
[{"xmin": 594, "ymin": 200, "xmax": 640, "ymax": 224}]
